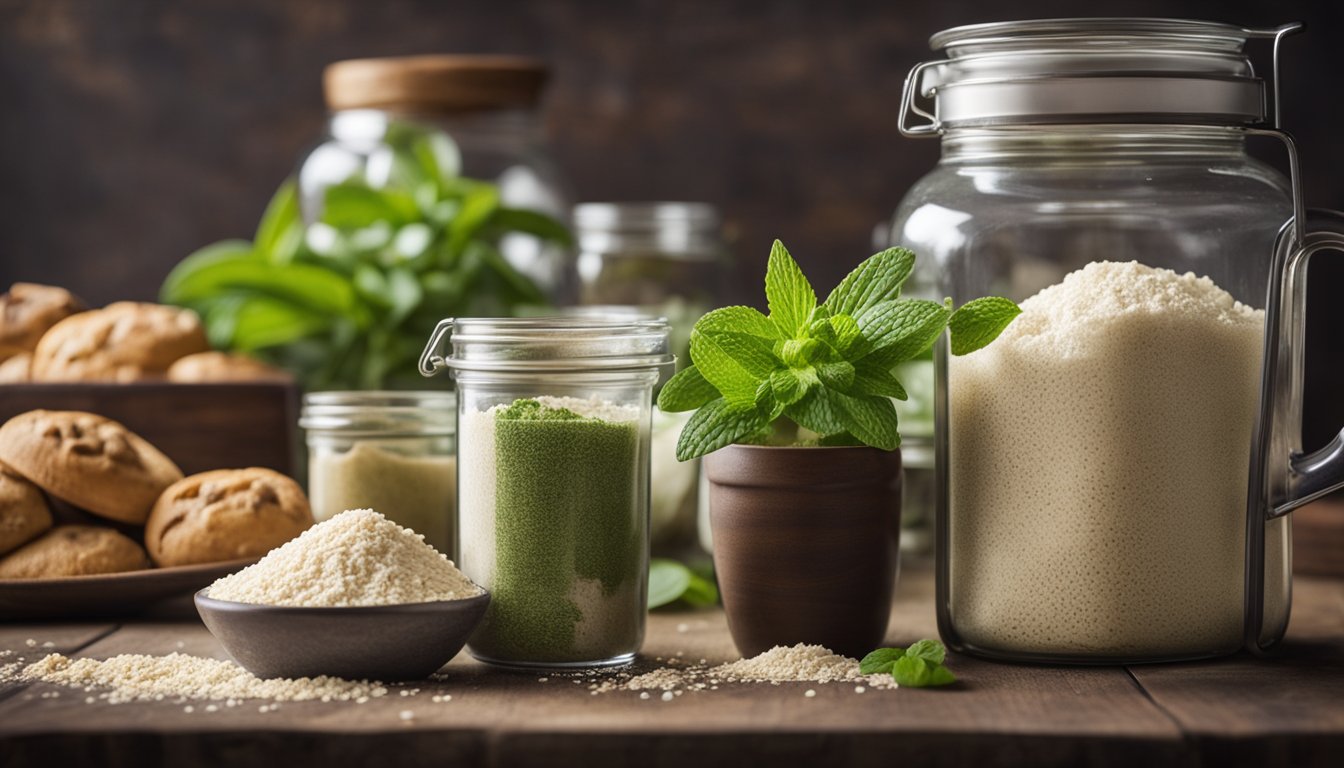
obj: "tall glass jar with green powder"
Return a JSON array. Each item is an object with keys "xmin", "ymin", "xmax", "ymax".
[
  {"xmin": 300, "ymin": 392, "xmax": 457, "ymax": 554},
  {"xmin": 419, "ymin": 317, "xmax": 671, "ymax": 668}
]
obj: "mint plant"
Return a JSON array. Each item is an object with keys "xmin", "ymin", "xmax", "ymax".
[{"xmin": 658, "ymin": 240, "xmax": 1019, "ymax": 460}]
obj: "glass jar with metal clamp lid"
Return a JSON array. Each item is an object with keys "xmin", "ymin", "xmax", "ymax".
[{"xmin": 890, "ymin": 18, "xmax": 1344, "ymax": 662}]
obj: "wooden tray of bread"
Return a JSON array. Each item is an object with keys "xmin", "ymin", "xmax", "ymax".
[{"xmin": 0, "ymin": 284, "xmax": 315, "ymax": 618}]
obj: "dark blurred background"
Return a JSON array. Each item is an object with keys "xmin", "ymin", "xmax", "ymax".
[{"xmin": 1, "ymin": 0, "xmax": 1342, "ymax": 444}]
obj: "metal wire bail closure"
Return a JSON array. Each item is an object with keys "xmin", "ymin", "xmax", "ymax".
[
  {"xmin": 418, "ymin": 318, "xmax": 455, "ymax": 377},
  {"xmin": 898, "ymin": 19, "xmax": 1304, "ymax": 136}
]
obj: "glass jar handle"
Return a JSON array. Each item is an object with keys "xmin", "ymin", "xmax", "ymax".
[
  {"xmin": 1245, "ymin": 204, "xmax": 1344, "ymax": 654},
  {"xmin": 418, "ymin": 319, "xmax": 454, "ymax": 377}
]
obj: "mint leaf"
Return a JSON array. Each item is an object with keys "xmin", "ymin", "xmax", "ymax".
[
  {"xmin": 828, "ymin": 314, "xmax": 868, "ymax": 356},
  {"xmin": 254, "ymin": 181, "xmax": 302, "ymax": 264},
  {"xmin": 892, "ymin": 656, "xmax": 932, "ymax": 687},
  {"xmin": 785, "ymin": 387, "xmax": 847, "ymax": 436},
  {"xmin": 859, "ymin": 647, "xmax": 905, "ymax": 675},
  {"xmin": 858, "ymin": 299, "xmax": 951, "ymax": 366},
  {"xmin": 766, "ymin": 240, "xmax": 817, "ymax": 338},
  {"xmin": 816, "ymin": 360, "xmax": 855, "ymax": 391},
  {"xmin": 681, "ymin": 572, "xmax": 719, "ymax": 607},
  {"xmin": 769, "ymin": 367, "xmax": 813, "ymax": 406},
  {"xmin": 648, "ymin": 559, "xmax": 693, "ymax": 608},
  {"xmin": 778, "ymin": 338, "xmax": 822, "ymax": 368},
  {"xmin": 699, "ymin": 330, "xmax": 779, "ymax": 379},
  {"xmin": 675, "ymin": 397, "xmax": 769, "ymax": 461},
  {"xmin": 927, "ymin": 665, "xmax": 957, "ymax": 686},
  {"xmin": 948, "ymin": 296, "xmax": 1021, "ymax": 355},
  {"xmin": 695, "ymin": 305, "xmax": 781, "ymax": 340},
  {"xmin": 754, "ymin": 379, "xmax": 785, "ymax": 420},
  {"xmin": 689, "ymin": 330, "xmax": 770, "ymax": 402},
  {"xmin": 849, "ymin": 361, "xmax": 908, "ymax": 400},
  {"xmin": 833, "ymin": 392, "xmax": 900, "ymax": 450},
  {"xmin": 824, "ymin": 247, "xmax": 916, "ymax": 317},
  {"xmin": 658, "ymin": 365, "xmax": 720, "ymax": 412},
  {"xmin": 906, "ymin": 639, "xmax": 946, "ymax": 666}
]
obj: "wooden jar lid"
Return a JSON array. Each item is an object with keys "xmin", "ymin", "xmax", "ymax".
[{"xmin": 323, "ymin": 55, "xmax": 548, "ymax": 113}]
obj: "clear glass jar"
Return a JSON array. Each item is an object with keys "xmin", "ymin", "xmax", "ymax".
[
  {"xmin": 299, "ymin": 56, "xmax": 570, "ymax": 299},
  {"xmin": 572, "ymin": 204, "xmax": 731, "ymax": 554},
  {"xmin": 891, "ymin": 18, "xmax": 1334, "ymax": 663},
  {"xmin": 419, "ymin": 317, "xmax": 672, "ymax": 668},
  {"xmin": 300, "ymin": 391, "xmax": 457, "ymax": 554}
]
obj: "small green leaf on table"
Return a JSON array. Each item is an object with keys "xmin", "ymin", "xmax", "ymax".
[{"xmin": 648, "ymin": 559, "xmax": 719, "ymax": 609}]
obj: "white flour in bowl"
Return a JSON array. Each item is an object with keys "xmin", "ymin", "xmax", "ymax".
[
  {"xmin": 948, "ymin": 261, "xmax": 1285, "ymax": 658},
  {"xmin": 206, "ymin": 508, "xmax": 482, "ymax": 607}
]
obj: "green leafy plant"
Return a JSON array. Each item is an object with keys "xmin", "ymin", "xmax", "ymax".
[
  {"xmin": 658, "ymin": 240, "xmax": 1019, "ymax": 460},
  {"xmin": 860, "ymin": 639, "xmax": 957, "ymax": 688},
  {"xmin": 647, "ymin": 558, "xmax": 719, "ymax": 609},
  {"xmin": 160, "ymin": 127, "xmax": 570, "ymax": 390}
]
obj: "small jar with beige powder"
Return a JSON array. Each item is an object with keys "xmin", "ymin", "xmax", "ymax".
[{"xmin": 300, "ymin": 392, "xmax": 456, "ymax": 555}]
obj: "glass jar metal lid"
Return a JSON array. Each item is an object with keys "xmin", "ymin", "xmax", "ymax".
[
  {"xmin": 901, "ymin": 18, "xmax": 1302, "ymax": 134},
  {"xmin": 300, "ymin": 391, "xmax": 456, "ymax": 436},
  {"xmin": 573, "ymin": 202, "xmax": 723, "ymax": 259},
  {"xmin": 418, "ymin": 317, "xmax": 673, "ymax": 375}
]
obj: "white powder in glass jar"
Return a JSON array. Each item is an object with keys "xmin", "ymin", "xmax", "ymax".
[
  {"xmin": 207, "ymin": 508, "xmax": 482, "ymax": 607},
  {"xmin": 309, "ymin": 441, "xmax": 456, "ymax": 554},
  {"xmin": 949, "ymin": 261, "xmax": 1285, "ymax": 658}
]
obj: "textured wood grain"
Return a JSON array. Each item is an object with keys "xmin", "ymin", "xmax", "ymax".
[
  {"xmin": 1, "ymin": 565, "xmax": 1342, "ymax": 766},
  {"xmin": 1128, "ymin": 576, "xmax": 1344, "ymax": 768}
]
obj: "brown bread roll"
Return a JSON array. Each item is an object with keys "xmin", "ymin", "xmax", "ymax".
[
  {"xmin": 32, "ymin": 302, "xmax": 208, "ymax": 382},
  {"xmin": 0, "ymin": 410, "xmax": 183, "ymax": 525},
  {"xmin": 146, "ymin": 468, "xmax": 313, "ymax": 567},
  {"xmin": 0, "ymin": 525, "xmax": 148, "ymax": 578},
  {"xmin": 0, "ymin": 461, "xmax": 53, "ymax": 556},
  {"xmin": 0, "ymin": 283, "xmax": 85, "ymax": 359},
  {"xmin": 167, "ymin": 352, "xmax": 290, "ymax": 383}
]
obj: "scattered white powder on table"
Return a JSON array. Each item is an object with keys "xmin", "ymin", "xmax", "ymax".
[
  {"xmin": 207, "ymin": 508, "xmax": 482, "ymax": 607},
  {"xmin": 15, "ymin": 653, "xmax": 391, "ymax": 704},
  {"xmin": 949, "ymin": 260, "xmax": 1286, "ymax": 657},
  {"xmin": 593, "ymin": 643, "xmax": 897, "ymax": 693}
]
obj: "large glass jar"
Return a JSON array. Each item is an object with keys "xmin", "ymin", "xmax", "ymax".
[
  {"xmin": 299, "ymin": 55, "xmax": 570, "ymax": 298},
  {"xmin": 419, "ymin": 317, "xmax": 672, "ymax": 668},
  {"xmin": 300, "ymin": 391, "xmax": 457, "ymax": 554},
  {"xmin": 889, "ymin": 19, "xmax": 1340, "ymax": 663}
]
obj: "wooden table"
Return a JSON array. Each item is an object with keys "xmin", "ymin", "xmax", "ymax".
[{"xmin": 1, "ymin": 562, "xmax": 1341, "ymax": 768}]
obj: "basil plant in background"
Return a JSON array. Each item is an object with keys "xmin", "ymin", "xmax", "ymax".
[
  {"xmin": 161, "ymin": 127, "xmax": 570, "ymax": 391},
  {"xmin": 659, "ymin": 240, "xmax": 1020, "ymax": 461}
]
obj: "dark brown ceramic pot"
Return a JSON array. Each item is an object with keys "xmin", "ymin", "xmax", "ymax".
[{"xmin": 704, "ymin": 444, "xmax": 902, "ymax": 659}]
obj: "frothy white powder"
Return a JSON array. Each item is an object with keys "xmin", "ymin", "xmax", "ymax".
[
  {"xmin": 206, "ymin": 509, "xmax": 482, "ymax": 607},
  {"xmin": 949, "ymin": 261, "xmax": 1286, "ymax": 657}
]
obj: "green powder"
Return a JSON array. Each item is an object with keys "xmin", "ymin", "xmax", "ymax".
[{"xmin": 463, "ymin": 396, "xmax": 646, "ymax": 664}]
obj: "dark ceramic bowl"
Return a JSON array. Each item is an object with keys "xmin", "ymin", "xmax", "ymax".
[{"xmin": 194, "ymin": 589, "xmax": 490, "ymax": 681}]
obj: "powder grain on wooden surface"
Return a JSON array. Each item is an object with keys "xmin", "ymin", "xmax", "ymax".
[
  {"xmin": 593, "ymin": 643, "xmax": 897, "ymax": 693},
  {"xmin": 207, "ymin": 508, "xmax": 482, "ymax": 607},
  {"xmin": 18, "ymin": 653, "xmax": 391, "ymax": 704}
]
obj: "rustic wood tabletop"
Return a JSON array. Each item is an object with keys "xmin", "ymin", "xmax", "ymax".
[{"xmin": 1, "ymin": 561, "xmax": 1341, "ymax": 768}]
